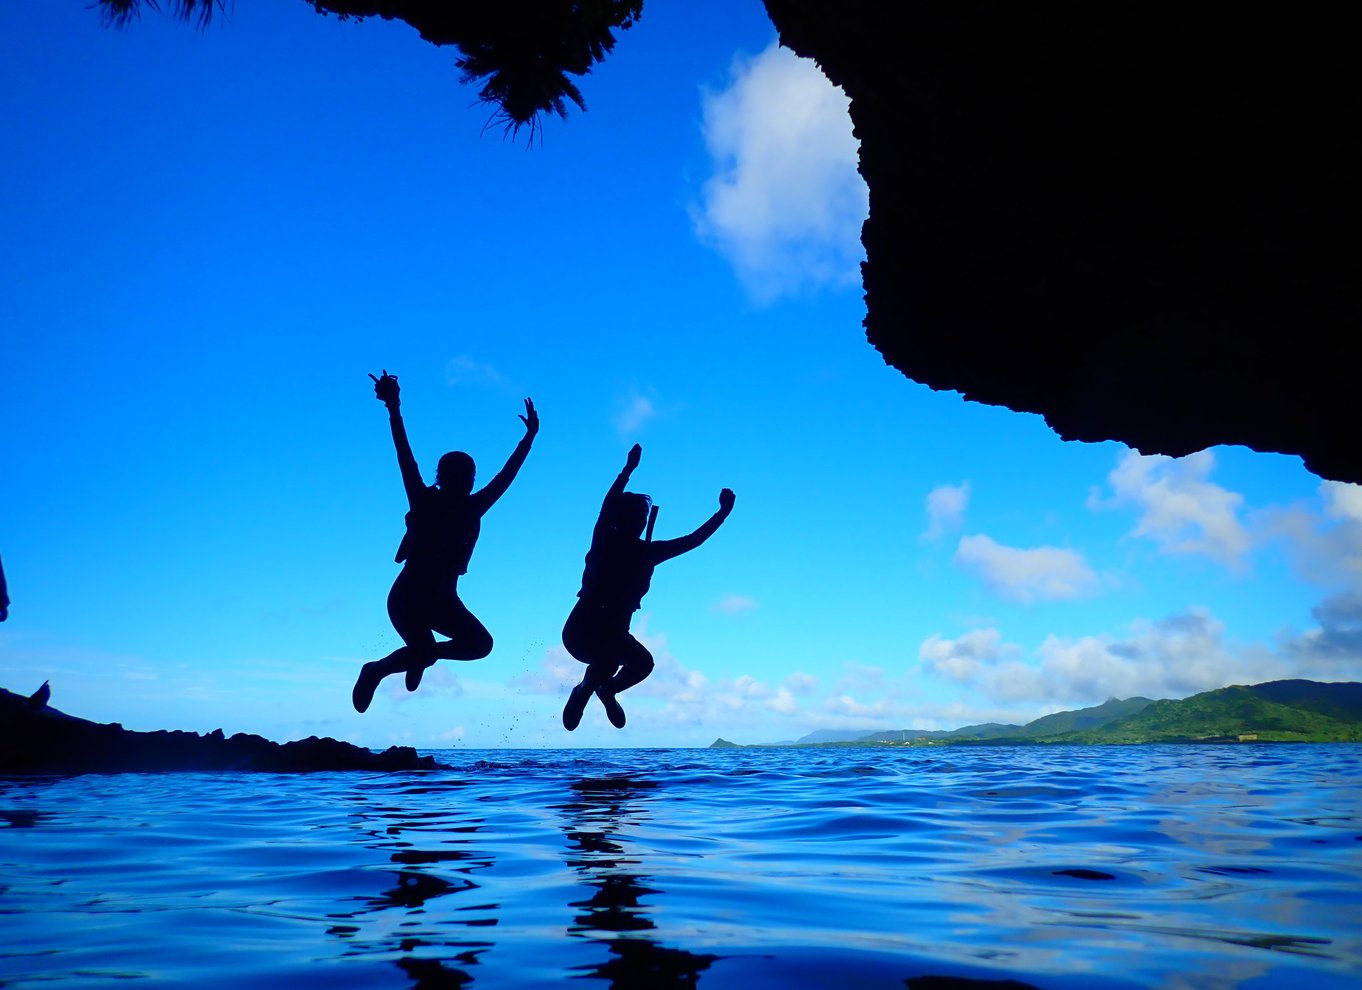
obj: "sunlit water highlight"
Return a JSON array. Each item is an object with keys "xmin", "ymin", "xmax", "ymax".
[{"xmin": 2, "ymin": 745, "xmax": 1359, "ymax": 988}]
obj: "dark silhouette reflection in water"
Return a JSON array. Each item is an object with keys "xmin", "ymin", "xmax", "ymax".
[
  {"xmin": 330, "ymin": 781, "xmax": 499, "ymax": 986},
  {"xmin": 558, "ymin": 775, "xmax": 719, "ymax": 987},
  {"xmin": 395, "ymin": 955, "xmax": 476, "ymax": 989}
]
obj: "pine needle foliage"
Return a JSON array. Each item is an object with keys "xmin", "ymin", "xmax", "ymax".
[
  {"xmin": 96, "ymin": 1, "xmax": 644, "ymax": 142},
  {"xmin": 98, "ymin": 0, "xmax": 227, "ymax": 30},
  {"xmin": 449, "ymin": 0, "xmax": 643, "ymax": 142}
]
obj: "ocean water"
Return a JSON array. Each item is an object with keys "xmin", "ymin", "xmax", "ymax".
[{"xmin": 1, "ymin": 745, "xmax": 1359, "ymax": 989}]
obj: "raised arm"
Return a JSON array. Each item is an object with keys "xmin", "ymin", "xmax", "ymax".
[
  {"xmin": 471, "ymin": 398, "xmax": 539, "ymax": 514},
  {"xmin": 371, "ymin": 371, "xmax": 424, "ymax": 509},
  {"xmin": 593, "ymin": 443, "xmax": 642, "ymax": 540},
  {"xmin": 650, "ymin": 488, "xmax": 735, "ymax": 564}
]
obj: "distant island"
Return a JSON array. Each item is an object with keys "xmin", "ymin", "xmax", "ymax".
[{"xmin": 711, "ymin": 680, "xmax": 1362, "ymax": 748}]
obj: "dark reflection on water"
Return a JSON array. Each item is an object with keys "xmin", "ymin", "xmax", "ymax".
[
  {"xmin": 333, "ymin": 779, "xmax": 499, "ymax": 985},
  {"xmin": 557, "ymin": 776, "xmax": 718, "ymax": 986},
  {"xmin": 1, "ymin": 747, "xmax": 1360, "ymax": 988}
]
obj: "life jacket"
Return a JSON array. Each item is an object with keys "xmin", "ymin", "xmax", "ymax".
[
  {"xmin": 578, "ymin": 535, "xmax": 654, "ymax": 613},
  {"xmin": 395, "ymin": 486, "xmax": 479, "ymax": 578}
]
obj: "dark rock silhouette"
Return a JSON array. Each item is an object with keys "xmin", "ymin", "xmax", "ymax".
[
  {"xmin": 26, "ymin": 680, "xmax": 50, "ymax": 710},
  {"xmin": 0, "ymin": 684, "xmax": 444, "ymax": 773},
  {"xmin": 763, "ymin": 1, "xmax": 1360, "ymax": 483}
]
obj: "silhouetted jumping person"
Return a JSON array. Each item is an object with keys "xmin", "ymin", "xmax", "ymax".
[
  {"xmin": 352, "ymin": 371, "xmax": 538, "ymax": 713},
  {"xmin": 562, "ymin": 444, "xmax": 734, "ymax": 730}
]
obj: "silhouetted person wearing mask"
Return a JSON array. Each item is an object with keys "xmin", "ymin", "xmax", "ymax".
[
  {"xmin": 562, "ymin": 444, "xmax": 734, "ymax": 730},
  {"xmin": 352, "ymin": 371, "xmax": 538, "ymax": 713}
]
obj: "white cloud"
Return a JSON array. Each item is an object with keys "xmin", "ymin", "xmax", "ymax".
[
  {"xmin": 954, "ymin": 534, "xmax": 1098, "ymax": 602},
  {"xmin": 386, "ymin": 662, "xmax": 463, "ymax": 705},
  {"xmin": 614, "ymin": 391, "xmax": 656, "ymax": 437},
  {"xmin": 1256, "ymin": 480, "xmax": 1362, "ymax": 591},
  {"xmin": 1279, "ymin": 591, "xmax": 1362, "ymax": 675},
  {"xmin": 923, "ymin": 482, "xmax": 970, "ymax": 540},
  {"xmin": 1030, "ymin": 610, "xmax": 1279, "ymax": 702},
  {"xmin": 920, "ymin": 609, "xmax": 1291, "ymax": 708},
  {"xmin": 694, "ymin": 41, "xmax": 868, "ymax": 302},
  {"xmin": 831, "ymin": 660, "xmax": 887, "ymax": 696},
  {"xmin": 815, "ymin": 693, "xmax": 1020, "ymax": 731},
  {"xmin": 762, "ymin": 672, "xmax": 811, "ymax": 719},
  {"xmin": 919, "ymin": 627, "xmax": 1022, "ymax": 682},
  {"xmin": 508, "ymin": 623, "xmax": 806, "ymax": 728},
  {"xmin": 1324, "ymin": 481, "xmax": 1362, "ymax": 523},
  {"xmin": 712, "ymin": 593, "xmax": 758, "ymax": 615},
  {"xmin": 822, "ymin": 694, "xmax": 891, "ymax": 719},
  {"xmin": 731, "ymin": 674, "xmax": 771, "ymax": 700},
  {"xmin": 507, "ymin": 646, "xmax": 580, "ymax": 696},
  {"xmin": 445, "ymin": 355, "xmax": 513, "ymax": 391},
  {"xmin": 1313, "ymin": 482, "xmax": 1362, "ymax": 587},
  {"xmin": 1093, "ymin": 449, "xmax": 1250, "ymax": 568}
]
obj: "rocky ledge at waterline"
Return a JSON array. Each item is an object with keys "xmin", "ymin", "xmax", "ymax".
[
  {"xmin": 0, "ymin": 684, "xmax": 444, "ymax": 774},
  {"xmin": 712, "ymin": 680, "xmax": 1362, "ymax": 748}
]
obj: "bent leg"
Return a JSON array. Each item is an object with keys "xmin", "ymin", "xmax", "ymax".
[
  {"xmin": 407, "ymin": 595, "xmax": 493, "ymax": 691},
  {"xmin": 354, "ymin": 573, "xmax": 439, "ymax": 712},
  {"xmin": 353, "ymin": 642, "xmax": 429, "ymax": 712},
  {"xmin": 561, "ymin": 605, "xmax": 648, "ymax": 728},
  {"xmin": 608, "ymin": 635, "xmax": 655, "ymax": 695},
  {"xmin": 561, "ymin": 603, "xmax": 623, "ymax": 730},
  {"xmin": 383, "ymin": 573, "xmax": 492, "ymax": 693},
  {"xmin": 562, "ymin": 661, "xmax": 618, "ymax": 731},
  {"xmin": 364, "ymin": 572, "xmax": 440, "ymax": 702},
  {"xmin": 588, "ymin": 634, "xmax": 652, "ymax": 729},
  {"xmin": 429, "ymin": 595, "xmax": 493, "ymax": 661}
]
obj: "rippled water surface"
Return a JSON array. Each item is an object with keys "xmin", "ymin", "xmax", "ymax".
[{"xmin": 2, "ymin": 746, "xmax": 1360, "ymax": 988}]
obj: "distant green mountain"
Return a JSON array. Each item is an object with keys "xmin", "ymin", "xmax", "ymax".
[
  {"xmin": 857, "ymin": 722, "xmax": 1020, "ymax": 743},
  {"xmin": 807, "ymin": 696, "xmax": 1151, "ymax": 746},
  {"xmin": 707, "ymin": 680, "xmax": 1362, "ymax": 748},
  {"xmin": 1061, "ymin": 682, "xmax": 1362, "ymax": 743},
  {"xmin": 1013, "ymin": 696, "xmax": 1153, "ymax": 737},
  {"xmin": 1245, "ymin": 679, "xmax": 1362, "ymax": 723}
]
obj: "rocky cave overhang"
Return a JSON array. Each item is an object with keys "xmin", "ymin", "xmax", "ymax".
[{"xmin": 764, "ymin": 1, "xmax": 1358, "ymax": 483}]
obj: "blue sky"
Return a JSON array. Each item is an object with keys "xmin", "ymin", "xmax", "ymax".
[{"xmin": 3, "ymin": 1, "xmax": 1359, "ymax": 749}]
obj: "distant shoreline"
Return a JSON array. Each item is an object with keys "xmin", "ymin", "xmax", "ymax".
[{"xmin": 712, "ymin": 678, "xmax": 1362, "ymax": 748}]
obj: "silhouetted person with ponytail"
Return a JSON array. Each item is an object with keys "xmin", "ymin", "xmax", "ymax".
[
  {"xmin": 562, "ymin": 444, "xmax": 734, "ymax": 730},
  {"xmin": 353, "ymin": 371, "xmax": 538, "ymax": 713}
]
